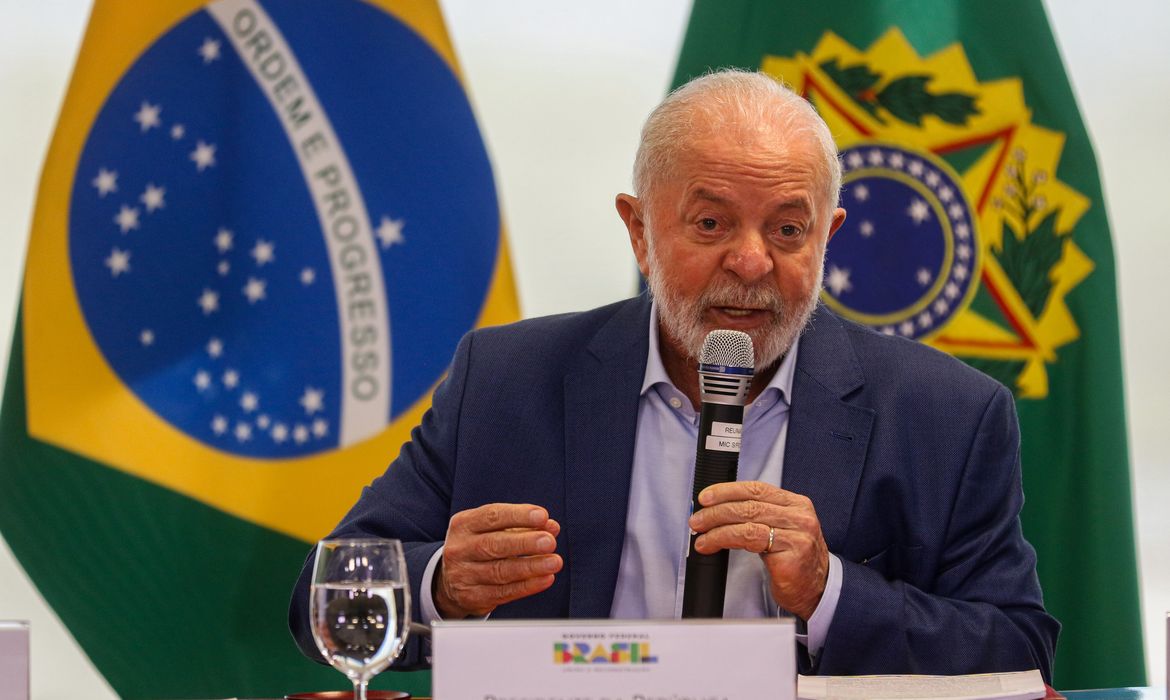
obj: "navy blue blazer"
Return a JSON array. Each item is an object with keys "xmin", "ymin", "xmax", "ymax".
[{"xmin": 290, "ymin": 295, "xmax": 1059, "ymax": 679}]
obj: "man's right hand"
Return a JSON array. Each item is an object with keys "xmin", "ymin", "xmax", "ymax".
[{"xmin": 433, "ymin": 503, "xmax": 562, "ymax": 619}]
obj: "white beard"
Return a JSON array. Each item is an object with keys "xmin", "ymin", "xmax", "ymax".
[{"xmin": 646, "ymin": 237, "xmax": 823, "ymax": 370}]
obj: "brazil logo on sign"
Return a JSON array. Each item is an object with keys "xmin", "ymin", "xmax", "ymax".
[
  {"xmin": 22, "ymin": 0, "xmax": 518, "ymax": 541},
  {"xmin": 763, "ymin": 29, "xmax": 1093, "ymax": 399}
]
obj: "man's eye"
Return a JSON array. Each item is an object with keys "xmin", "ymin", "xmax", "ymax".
[
  {"xmin": 777, "ymin": 224, "xmax": 802, "ymax": 237},
  {"xmin": 698, "ymin": 218, "xmax": 719, "ymax": 231}
]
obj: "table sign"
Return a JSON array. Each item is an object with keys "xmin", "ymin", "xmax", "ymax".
[
  {"xmin": 0, "ymin": 621, "xmax": 30, "ymax": 700},
  {"xmin": 433, "ymin": 618, "xmax": 795, "ymax": 700}
]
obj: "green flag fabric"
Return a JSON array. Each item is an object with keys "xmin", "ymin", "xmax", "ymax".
[
  {"xmin": 672, "ymin": 0, "xmax": 1142, "ymax": 689},
  {"xmin": 0, "ymin": 0, "xmax": 518, "ymax": 697}
]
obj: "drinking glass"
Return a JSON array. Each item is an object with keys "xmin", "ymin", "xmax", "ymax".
[{"xmin": 310, "ymin": 538, "xmax": 411, "ymax": 700}]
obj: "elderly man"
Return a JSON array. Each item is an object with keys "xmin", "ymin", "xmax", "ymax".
[{"xmin": 290, "ymin": 69, "xmax": 1059, "ymax": 679}]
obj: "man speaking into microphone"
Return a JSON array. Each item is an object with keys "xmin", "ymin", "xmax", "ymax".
[{"xmin": 290, "ymin": 69, "xmax": 1058, "ymax": 680}]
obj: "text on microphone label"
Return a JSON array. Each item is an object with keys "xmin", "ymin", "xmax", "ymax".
[
  {"xmin": 705, "ymin": 435, "xmax": 741, "ymax": 453},
  {"xmin": 711, "ymin": 421, "xmax": 742, "ymax": 437}
]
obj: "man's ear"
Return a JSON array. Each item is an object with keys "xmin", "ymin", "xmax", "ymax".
[
  {"xmin": 826, "ymin": 207, "xmax": 847, "ymax": 243},
  {"xmin": 615, "ymin": 193, "xmax": 651, "ymax": 278}
]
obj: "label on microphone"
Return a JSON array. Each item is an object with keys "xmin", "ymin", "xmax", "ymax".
[
  {"xmin": 705, "ymin": 435, "xmax": 741, "ymax": 452},
  {"xmin": 711, "ymin": 421, "xmax": 742, "ymax": 437}
]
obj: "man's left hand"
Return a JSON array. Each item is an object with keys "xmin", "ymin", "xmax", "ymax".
[{"xmin": 688, "ymin": 480, "xmax": 829, "ymax": 620}]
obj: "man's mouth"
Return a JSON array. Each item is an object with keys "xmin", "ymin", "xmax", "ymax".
[
  {"xmin": 710, "ymin": 306, "xmax": 774, "ymax": 321},
  {"xmin": 716, "ymin": 307, "xmax": 759, "ymax": 317}
]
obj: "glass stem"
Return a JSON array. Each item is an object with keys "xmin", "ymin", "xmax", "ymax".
[{"xmin": 353, "ymin": 678, "xmax": 367, "ymax": 700}]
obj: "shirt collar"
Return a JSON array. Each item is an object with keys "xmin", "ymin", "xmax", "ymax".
[{"xmin": 641, "ymin": 300, "xmax": 799, "ymax": 408}]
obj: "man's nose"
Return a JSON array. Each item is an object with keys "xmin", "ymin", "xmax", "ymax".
[{"xmin": 723, "ymin": 229, "xmax": 774, "ymax": 283}]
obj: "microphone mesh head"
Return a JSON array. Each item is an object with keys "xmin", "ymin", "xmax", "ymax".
[{"xmin": 700, "ymin": 330, "xmax": 754, "ymax": 370}]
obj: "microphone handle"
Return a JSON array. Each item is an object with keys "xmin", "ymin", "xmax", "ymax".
[{"xmin": 682, "ymin": 400, "xmax": 744, "ymax": 618}]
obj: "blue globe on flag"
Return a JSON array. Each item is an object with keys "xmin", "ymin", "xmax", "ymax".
[{"xmin": 68, "ymin": 0, "xmax": 500, "ymax": 459}]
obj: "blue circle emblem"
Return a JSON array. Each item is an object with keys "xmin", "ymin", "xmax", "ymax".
[
  {"xmin": 68, "ymin": 0, "xmax": 499, "ymax": 458},
  {"xmin": 822, "ymin": 143, "xmax": 980, "ymax": 340}
]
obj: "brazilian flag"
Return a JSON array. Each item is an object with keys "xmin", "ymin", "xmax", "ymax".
[
  {"xmin": 0, "ymin": 0, "xmax": 517, "ymax": 697},
  {"xmin": 672, "ymin": 0, "xmax": 1142, "ymax": 689}
]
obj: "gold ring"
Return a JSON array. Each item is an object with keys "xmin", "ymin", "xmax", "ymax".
[{"xmin": 765, "ymin": 526, "xmax": 775, "ymax": 554}]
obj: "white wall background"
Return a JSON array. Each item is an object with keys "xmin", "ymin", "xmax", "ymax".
[{"xmin": 0, "ymin": 1, "xmax": 1166, "ymax": 697}]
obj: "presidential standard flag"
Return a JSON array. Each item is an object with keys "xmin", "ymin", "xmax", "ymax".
[
  {"xmin": 0, "ymin": 0, "xmax": 517, "ymax": 697},
  {"xmin": 672, "ymin": 0, "xmax": 1142, "ymax": 689}
]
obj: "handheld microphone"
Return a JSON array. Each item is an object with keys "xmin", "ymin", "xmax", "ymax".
[{"xmin": 682, "ymin": 329, "xmax": 754, "ymax": 618}]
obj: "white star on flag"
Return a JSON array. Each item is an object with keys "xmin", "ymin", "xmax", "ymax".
[
  {"xmin": 300, "ymin": 387, "xmax": 324, "ymax": 415},
  {"xmin": 907, "ymin": 199, "xmax": 931, "ymax": 225},
  {"xmin": 198, "ymin": 37, "xmax": 221, "ymax": 64},
  {"xmin": 933, "ymin": 298, "xmax": 950, "ymax": 315},
  {"xmin": 293, "ymin": 424, "xmax": 309, "ymax": 444},
  {"xmin": 918, "ymin": 311, "xmax": 934, "ymax": 329},
  {"xmin": 312, "ymin": 418, "xmax": 329, "ymax": 438},
  {"xmin": 907, "ymin": 160, "xmax": 925, "ymax": 176},
  {"xmin": 218, "ymin": 261, "xmax": 231, "ymax": 276},
  {"xmin": 859, "ymin": 220, "xmax": 875, "ymax": 237},
  {"xmin": 948, "ymin": 203, "xmax": 965, "ymax": 221},
  {"xmin": 214, "ymin": 227, "xmax": 234, "ymax": 253},
  {"xmin": 222, "ymin": 369, "xmax": 240, "ymax": 389},
  {"xmin": 140, "ymin": 183, "xmax": 166, "ymax": 213},
  {"xmin": 957, "ymin": 245, "xmax": 972, "ymax": 261},
  {"xmin": 938, "ymin": 186, "xmax": 954, "ymax": 203},
  {"xmin": 139, "ymin": 329, "xmax": 154, "ymax": 346},
  {"xmin": 114, "ymin": 205, "xmax": 141, "ymax": 233},
  {"xmin": 955, "ymin": 223, "xmax": 971, "ymax": 240},
  {"xmin": 243, "ymin": 277, "xmax": 267, "ymax": 303},
  {"xmin": 954, "ymin": 264, "xmax": 970, "ymax": 281},
  {"xmin": 916, "ymin": 268, "xmax": 932, "ymax": 286},
  {"xmin": 867, "ymin": 149, "xmax": 884, "ymax": 166},
  {"xmin": 194, "ymin": 370, "xmax": 211, "ymax": 391},
  {"xmin": 211, "ymin": 415, "xmax": 228, "ymax": 435},
  {"xmin": 925, "ymin": 171, "xmax": 941, "ymax": 187},
  {"xmin": 825, "ymin": 265, "xmax": 853, "ymax": 296},
  {"xmin": 92, "ymin": 168, "xmax": 118, "ymax": 197},
  {"xmin": 271, "ymin": 423, "xmax": 289, "ymax": 444},
  {"xmin": 134, "ymin": 101, "xmax": 161, "ymax": 132},
  {"xmin": 207, "ymin": 337, "xmax": 223, "ymax": 358},
  {"xmin": 300, "ymin": 267, "xmax": 316, "ymax": 285},
  {"xmin": 899, "ymin": 320, "xmax": 915, "ymax": 336},
  {"xmin": 376, "ymin": 216, "xmax": 405, "ymax": 248},
  {"xmin": 191, "ymin": 140, "xmax": 217, "ymax": 171},
  {"xmin": 251, "ymin": 239, "xmax": 275, "ymax": 266},
  {"xmin": 234, "ymin": 422, "xmax": 252, "ymax": 442},
  {"xmin": 945, "ymin": 282, "xmax": 961, "ymax": 300},
  {"xmin": 256, "ymin": 414, "xmax": 271, "ymax": 430},
  {"xmin": 105, "ymin": 248, "xmax": 131, "ymax": 277},
  {"xmin": 197, "ymin": 288, "xmax": 220, "ymax": 315},
  {"xmin": 240, "ymin": 391, "xmax": 259, "ymax": 412},
  {"xmin": 170, "ymin": 124, "xmax": 185, "ymax": 140},
  {"xmin": 888, "ymin": 153, "xmax": 905, "ymax": 169},
  {"xmin": 853, "ymin": 185, "xmax": 870, "ymax": 202},
  {"xmin": 846, "ymin": 152, "xmax": 864, "ymax": 169}
]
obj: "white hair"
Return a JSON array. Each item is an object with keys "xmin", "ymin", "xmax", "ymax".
[{"xmin": 632, "ymin": 68, "xmax": 842, "ymax": 216}]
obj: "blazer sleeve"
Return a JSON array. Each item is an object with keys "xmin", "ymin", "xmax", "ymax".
[
  {"xmin": 287, "ymin": 331, "xmax": 477, "ymax": 667},
  {"xmin": 814, "ymin": 384, "xmax": 1060, "ymax": 682}
]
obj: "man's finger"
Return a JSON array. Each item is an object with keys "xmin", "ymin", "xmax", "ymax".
[
  {"xmin": 483, "ymin": 574, "xmax": 558, "ymax": 610},
  {"xmin": 688, "ymin": 501, "xmax": 812, "ymax": 533},
  {"xmin": 460, "ymin": 529, "xmax": 556, "ymax": 562},
  {"xmin": 473, "ymin": 553, "xmax": 563, "ymax": 585},
  {"xmin": 451, "ymin": 503, "xmax": 550, "ymax": 534},
  {"xmin": 694, "ymin": 522, "xmax": 770, "ymax": 555},
  {"xmin": 697, "ymin": 481, "xmax": 802, "ymax": 508}
]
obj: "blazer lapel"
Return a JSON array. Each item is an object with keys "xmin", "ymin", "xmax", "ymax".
[
  {"xmin": 782, "ymin": 308, "xmax": 875, "ymax": 552},
  {"xmin": 563, "ymin": 296, "xmax": 650, "ymax": 617}
]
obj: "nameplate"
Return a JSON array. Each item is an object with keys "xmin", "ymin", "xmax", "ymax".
[{"xmin": 432, "ymin": 618, "xmax": 795, "ymax": 700}]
